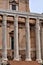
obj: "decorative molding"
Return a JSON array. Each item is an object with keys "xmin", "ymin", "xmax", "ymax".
[{"xmin": 0, "ymin": 9, "xmax": 43, "ymax": 20}]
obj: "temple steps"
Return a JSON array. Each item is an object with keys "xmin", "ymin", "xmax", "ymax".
[{"xmin": 8, "ymin": 61, "xmax": 41, "ymax": 65}]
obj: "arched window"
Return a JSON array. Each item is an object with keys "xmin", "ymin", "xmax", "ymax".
[{"xmin": 9, "ymin": 0, "xmax": 18, "ymax": 11}]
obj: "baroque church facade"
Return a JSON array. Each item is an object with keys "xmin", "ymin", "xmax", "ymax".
[{"xmin": 0, "ymin": 0, "xmax": 43, "ymax": 64}]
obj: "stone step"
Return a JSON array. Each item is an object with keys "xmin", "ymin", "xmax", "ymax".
[{"xmin": 8, "ymin": 61, "xmax": 41, "ymax": 65}]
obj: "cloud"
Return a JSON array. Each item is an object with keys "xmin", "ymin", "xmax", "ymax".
[{"xmin": 29, "ymin": 0, "xmax": 43, "ymax": 13}]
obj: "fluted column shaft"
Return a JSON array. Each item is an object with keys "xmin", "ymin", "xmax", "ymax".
[
  {"xmin": 41, "ymin": 28, "xmax": 43, "ymax": 59},
  {"xmin": 25, "ymin": 17, "xmax": 31, "ymax": 61},
  {"xmin": 14, "ymin": 15, "xmax": 20, "ymax": 61},
  {"xmin": 36, "ymin": 18, "xmax": 42, "ymax": 63},
  {"xmin": 2, "ymin": 15, "xmax": 7, "ymax": 61}
]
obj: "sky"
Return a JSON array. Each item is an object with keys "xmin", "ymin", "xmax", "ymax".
[{"xmin": 29, "ymin": 0, "xmax": 43, "ymax": 13}]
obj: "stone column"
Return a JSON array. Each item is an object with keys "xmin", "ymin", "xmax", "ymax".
[
  {"xmin": 25, "ymin": 17, "xmax": 31, "ymax": 61},
  {"xmin": 41, "ymin": 28, "xmax": 43, "ymax": 59},
  {"xmin": 14, "ymin": 15, "xmax": 20, "ymax": 61},
  {"xmin": 36, "ymin": 18, "xmax": 42, "ymax": 63},
  {"xmin": 2, "ymin": 15, "xmax": 7, "ymax": 61}
]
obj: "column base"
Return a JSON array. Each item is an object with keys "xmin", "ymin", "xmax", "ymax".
[
  {"xmin": 36, "ymin": 59, "xmax": 42, "ymax": 63},
  {"xmin": 2, "ymin": 58, "xmax": 8, "ymax": 61},
  {"xmin": 13, "ymin": 56, "xmax": 21, "ymax": 61},
  {"xmin": 2, "ymin": 58, "xmax": 8, "ymax": 64},
  {"xmin": 14, "ymin": 58, "xmax": 21, "ymax": 61},
  {"xmin": 25, "ymin": 58, "xmax": 32, "ymax": 61}
]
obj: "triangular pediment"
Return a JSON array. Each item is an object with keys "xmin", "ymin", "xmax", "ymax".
[{"xmin": 9, "ymin": 0, "xmax": 18, "ymax": 4}]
